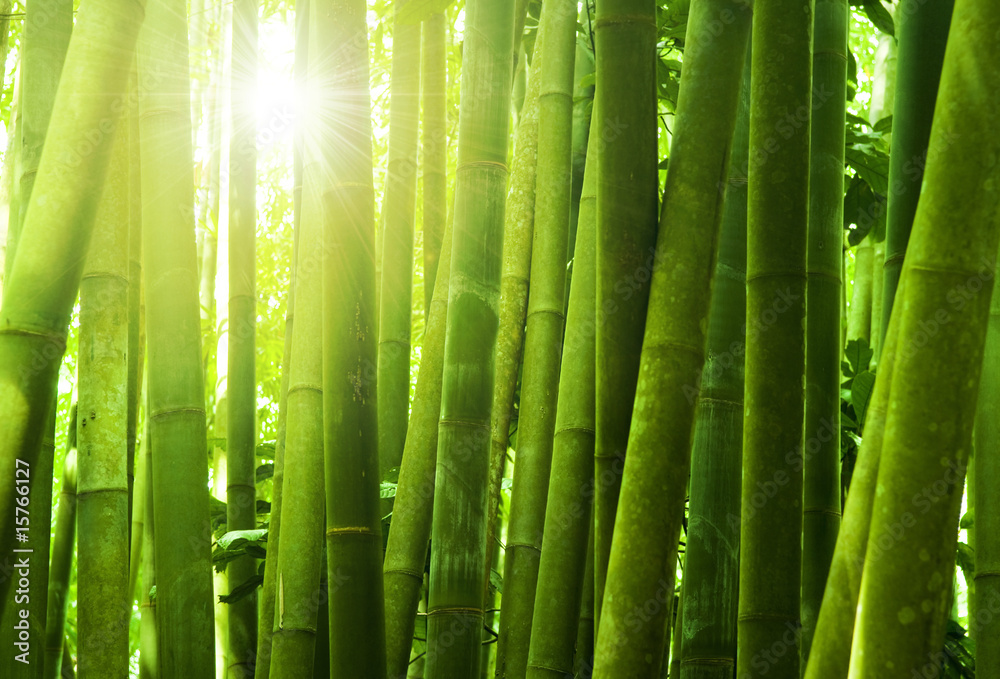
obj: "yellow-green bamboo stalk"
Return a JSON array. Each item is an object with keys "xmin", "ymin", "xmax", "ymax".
[
  {"xmin": 425, "ymin": 0, "xmax": 514, "ymax": 672},
  {"xmin": 0, "ymin": 0, "xmax": 144, "ymax": 613},
  {"xmin": 43, "ymin": 411, "xmax": 76, "ymax": 679},
  {"xmin": 848, "ymin": 1, "xmax": 1000, "ymax": 673},
  {"xmin": 593, "ymin": 1, "xmax": 751, "ymax": 675},
  {"xmin": 384, "ymin": 221, "xmax": 454, "ymax": 679},
  {"xmin": 77, "ymin": 99, "xmax": 131, "ymax": 678},
  {"xmin": 421, "ymin": 12, "xmax": 447, "ymax": 311},
  {"xmin": 310, "ymin": 0, "xmax": 386, "ymax": 673},
  {"xmin": 378, "ymin": 10, "xmax": 422, "ymax": 512},
  {"xmin": 591, "ymin": 0, "xmax": 661, "ymax": 623},
  {"xmin": 226, "ymin": 0, "xmax": 259, "ymax": 670},
  {"xmin": 736, "ymin": 0, "xmax": 813, "ymax": 676},
  {"xmin": 495, "ymin": 0, "xmax": 577, "ymax": 672},
  {"xmin": 138, "ymin": 0, "xmax": 216, "ymax": 670}
]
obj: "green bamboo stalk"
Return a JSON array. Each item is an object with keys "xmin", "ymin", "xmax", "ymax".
[
  {"xmin": 574, "ymin": 503, "xmax": 596, "ymax": 678},
  {"xmin": 801, "ymin": 0, "xmax": 847, "ymax": 664},
  {"xmin": 846, "ymin": 240, "xmax": 873, "ymax": 343},
  {"xmin": 255, "ymin": 245, "xmax": 293, "ymax": 679},
  {"xmin": 848, "ymin": 2, "xmax": 1000, "ymax": 673},
  {"xmin": 199, "ymin": 24, "xmax": 226, "ymax": 324},
  {"xmin": 591, "ymin": 0, "xmax": 660, "ymax": 622},
  {"xmin": 0, "ymin": 0, "xmax": 11, "ymax": 99},
  {"xmin": 878, "ymin": 0, "xmax": 954, "ymax": 349},
  {"xmin": 256, "ymin": 3, "xmax": 306, "ymax": 673},
  {"xmin": 566, "ymin": 9, "xmax": 594, "ymax": 282},
  {"xmin": 802, "ymin": 286, "xmax": 902, "ymax": 679},
  {"xmin": 512, "ymin": 46, "xmax": 527, "ymax": 122},
  {"xmin": 0, "ymin": 57, "xmax": 20, "ymax": 298},
  {"xmin": 127, "ymin": 64, "xmax": 144, "ymax": 541},
  {"xmin": 868, "ymin": 21, "xmax": 895, "ymax": 363},
  {"xmin": 139, "ymin": 425, "xmax": 158, "ymax": 679},
  {"xmin": 422, "ymin": 12, "xmax": 447, "ymax": 313},
  {"xmin": 1, "ymin": 398, "xmax": 56, "ymax": 673},
  {"xmin": 677, "ymin": 41, "xmax": 750, "ymax": 679},
  {"xmin": 3, "ymin": 67, "xmax": 21, "ymax": 287},
  {"xmin": 524, "ymin": 120, "xmax": 597, "ymax": 679},
  {"xmin": 736, "ymin": 0, "xmax": 812, "ymax": 676},
  {"xmin": 974, "ymin": 243, "xmax": 1000, "ymax": 677},
  {"xmin": 512, "ymin": 0, "xmax": 531, "ymax": 77},
  {"xmin": 211, "ymin": 31, "xmax": 232, "ymax": 663},
  {"xmin": 425, "ymin": 0, "xmax": 514, "ymax": 672},
  {"xmin": 4, "ymin": 0, "xmax": 73, "ymax": 276},
  {"xmin": 0, "ymin": 0, "xmax": 144, "ymax": 612},
  {"xmin": 870, "ymin": 241, "xmax": 884, "ymax": 363},
  {"xmin": 43, "ymin": 411, "xmax": 76, "ymax": 679},
  {"xmin": 495, "ymin": 0, "xmax": 577, "ymax": 673},
  {"xmin": 60, "ymin": 640, "xmax": 74, "ymax": 679},
  {"xmin": 269, "ymin": 163, "xmax": 325, "ymax": 676},
  {"xmin": 77, "ymin": 101, "xmax": 131, "ymax": 678},
  {"xmin": 3, "ymin": 7, "xmax": 71, "ymax": 647},
  {"xmin": 310, "ymin": 0, "xmax": 386, "ymax": 673},
  {"xmin": 378, "ymin": 10, "xmax": 421, "ymax": 515},
  {"xmin": 592, "ymin": 2, "xmax": 751, "ymax": 675},
  {"xmin": 129, "ymin": 407, "xmax": 147, "ymax": 605},
  {"xmin": 137, "ymin": 0, "xmax": 216, "ymax": 670},
  {"xmin": 667, "ymin": 586, "xmax": 684, "ymax": 679},
  {"xmin": 485, "ymin": 31, "xmax": 543, "ymax": 587},
  {"xmin": 226, "ymin": 0, "xmax": 259, "ymax": 670},
  {"xmin": 384, "ymin": 222, "xmax": 453, "ymax": 679}
]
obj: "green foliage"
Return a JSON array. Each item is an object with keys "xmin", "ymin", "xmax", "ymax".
[
  {"xmin": 840, "ymin": 337, "xmax": 876, "ymax": 491},
  {"xmin": 212, "ymin": 528, "xmax": 268, "ymax": 572},
  {"xmin": 843, "ymin": 116, "xmax": 891, "ymax": 244},
  {"xmin": 942, "ymin": 620, "xmax": 975, "ymax": 679},
  {"xmin": 850, "ymin": 0, "xmax": 894, "ymax": 36}
]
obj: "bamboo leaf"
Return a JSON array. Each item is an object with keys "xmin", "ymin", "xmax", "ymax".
[
  {"xmin": 845, "ymin": 143, "xmax": 889, "ymax": 195},
  {"xmin": 855, "ymin": 0, "xmax": 894, "ymax": 36},
  {"xmin": 955, "ymin": 542, "xmax": 975, "ymax": 580},
  {"xmin": 380, "ymin": 482, "xmax": 397, "ymax": 499},
  {"xmin": 255, "ymin": 463, "xmax": 275, "ymax": 484},
  {"xmin": 844, "ymin": 338, "xmax": 874, "ymax": 376},
  {"xmin": 219, "ymin": 574, "xmax": 265, "ymax": 605},
  {"xmin": 960, "ymin": 510, "xmax": 974, "ymax": 530},
  {"xmin": 851, "ymin": 371, "xmax": 877, "ymax": 430}
]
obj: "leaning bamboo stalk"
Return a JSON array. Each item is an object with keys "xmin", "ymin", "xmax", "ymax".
[
  {"xmin": 43, "ymin": 409, "xmax": 77, "ymax": 679},
  {"xmin": 378, "ymin": 9, "xmax": 422, "ymax": 512},
  {"xmin": 495, "ymin": 0, "xmax": 577, "ymax": 672},
  {"xmin": 848, "ymin": 1, "xmax": 1000, "ymax": 672},
  {"xmin": 269, "ymin": 146, "xmax": 325, "ymax": 679},
  {"xmin": 525, "ymin": 120, "xmax": 598, "ymax": 679},
  {"xmin": 593, "ymin": 2, "xmax": 751, "ymax": 675},
  {"xmin": 591, "ymin": 0, "xmax": 661, "ymax": 623},
  {"xmin": 485, "ymin": 30, "xmax": 544, "ymax": 580},
  {"xmin": 383, "ymin": 222, "xmax": 454, "ymax": 679},
  {"xmin": 677, "ymin": 43, "xmax": 750, "ymax": 679},
  {"xmin": 0, "ymin": 0, "xmax": 145, "ymax": 612}
]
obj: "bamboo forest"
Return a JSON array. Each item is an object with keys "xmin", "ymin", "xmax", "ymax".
[{"xmin": 1, "ymin": 0, "xmax": 999, "ymax": 676}]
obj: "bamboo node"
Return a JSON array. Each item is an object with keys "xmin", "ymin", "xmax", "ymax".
[
  {"xmin": 456, "ymin": 160, "xmax": 508, "ymax": 173},
  {"xmin": 427, "ymin": 606, "xmax": 483, "ymax": 615},
  {"xmin": 326, "ymin": 526, "xmax": 376, "ymax": 537},
  {"xmin": 593, "ymin": 14, "xmax": 657, "ymax": 29}
]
